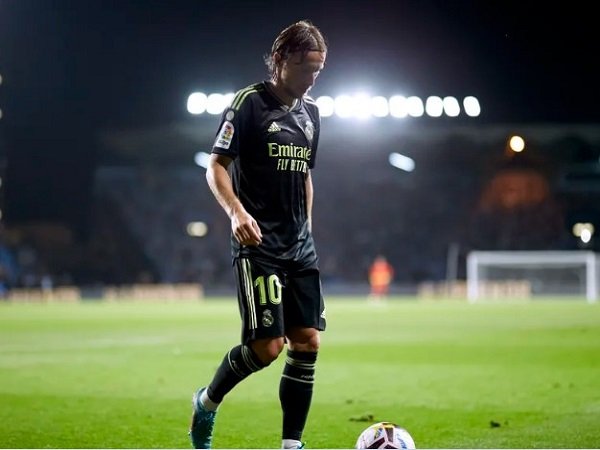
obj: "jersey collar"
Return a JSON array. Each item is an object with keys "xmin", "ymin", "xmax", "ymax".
[{"xmin": 264, "ymin": 81, "xmax": 300, "ymax": 112}]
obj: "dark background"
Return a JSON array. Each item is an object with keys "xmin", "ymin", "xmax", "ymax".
[{"xmin": 0, "ymin": 0, "xmax": 598, "ymax": 287}]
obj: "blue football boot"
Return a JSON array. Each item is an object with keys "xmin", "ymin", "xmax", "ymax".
[{"xmin": 189, "ymin": 388, "xmax": 217, "ymax": 449}]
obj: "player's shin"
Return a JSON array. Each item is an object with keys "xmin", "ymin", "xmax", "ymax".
[
  {"xmin": 279, "ymin": 350, "xmax": 318, "ymax": 442},
  {"xmin": 207, "ymin": 344, "xmax": 268, "ymax": 404}
]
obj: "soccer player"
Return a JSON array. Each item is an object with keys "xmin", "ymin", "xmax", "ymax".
[
  {"xmin": 368, "ymin": 255, "xmax": 394, "ymax": 301},
  {"xmin": 189, "ymin": 20, "xmax": 327, "ymax": 449}
]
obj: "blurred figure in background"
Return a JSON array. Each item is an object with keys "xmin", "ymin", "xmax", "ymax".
[{"xmin": 368, "ymin": 255, "xmax": 394, "ymax": 301}]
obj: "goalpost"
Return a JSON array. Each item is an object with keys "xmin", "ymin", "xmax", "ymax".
[{"xmin": 466, "ymin": 251, "xmax": 599, "ymax": 303}]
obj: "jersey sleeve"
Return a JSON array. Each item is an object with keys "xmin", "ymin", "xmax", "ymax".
[
  {"xmin": 211, "ymin": 106, "xmax": 243, "ymax": 159},
  {"xmin": 211, "ymin": 85, "xmax": 258, "ymax": 159}
]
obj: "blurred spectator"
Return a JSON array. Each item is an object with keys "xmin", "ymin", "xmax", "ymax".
[{"xmin": 0, "ymin": 235, "xmax": 19, "ymax": 291}]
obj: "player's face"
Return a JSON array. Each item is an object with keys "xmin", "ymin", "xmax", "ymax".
[{"xmin": 278, "ymin": 50, "xmax": 326, "ymax": 99}]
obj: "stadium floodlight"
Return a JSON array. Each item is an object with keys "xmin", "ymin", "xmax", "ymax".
[
  {"xmin": 187, "ymin": 91, "xmax": 482, "ymax": 119},
  {"xmin": 463, "ymin": 96, "xmax": 481, "ymax": 117},
  {"xmin": 407, "ymin": 96, "xmax": 425, "ymax": 117},
  {"xmin": 389, "ymin": 152, "xmax": 415, "ymax": 172},
  {"xmin": 371, "ymin": 96, "xmax": 389, "ymax": 117},
  {"xmin": 388, "ymin": 95, "xmax": 408, "ymax": 118},
  {"xmin": 187, "ymin": 92, "xmax": 208, "ymax": 115},
  {"xmin": 315, "ymin": 96, "xmax": 335, "ymax": 117},
  {"xmin": 573, "ymin": 223, "xmax": 595, "ymax": 244},
  {"xmin": 425, "ymin": 96, "xmax": 444, "ymax": 117},
  {"xmin": 206, "ymin": 93, "xmax": 234, "ymax": 115},
  {"xmin": 443, "ymin": 96, "xmax": 460, "ymax": 117},
  {"xmin": 194, "ymin": 151, "xmax": 211, "ymax": 169},
  {"xmin": 334, "ymin": 94, "xmax": 354, "ymax": 118},
  {"xmin": 187, "ymin": 221, "xmax": 208, "ymax": 237},
  {"xmin": 353, "ymin": 93, "xmax": 372, "ymax": 119},
  {"xmin": 509, "ymin": 135, "xmax": 525, "ymax": 152}
]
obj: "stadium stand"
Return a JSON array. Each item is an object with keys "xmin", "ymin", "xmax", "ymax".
[{"xmin": 3, "ymin": 122, "xmax": 599, "ymax": 296}]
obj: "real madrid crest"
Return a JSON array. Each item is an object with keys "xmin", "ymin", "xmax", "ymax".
[
  {"xmin": 304, "ymin": 120, "xmax": 314, "ymax": 144},
  {"xmin": 262, "ymin": 310, "xmax": 274, "ymax": 327}
]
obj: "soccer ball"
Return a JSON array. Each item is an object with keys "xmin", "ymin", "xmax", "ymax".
[{"xmin": 355, "ymin": 421, "xmax": 416, "ymax": 449}]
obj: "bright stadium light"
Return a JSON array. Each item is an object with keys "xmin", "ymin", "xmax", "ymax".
[
  {"xmin": 315, "ymin": 96, "xmax": 335, "ymax": 117},
  {"xmin": 334, "ymin": 95, "xmax": 354, "ymax": 118},
  {"xmin": 581, "ymin": 228, "xmax": 592, "ymax": 244},
  {"xmin": 206, "ymin": 93, "xmax": 223, "ymax": 115},
  {"xmin": 194, "ymin": 151, "xmax": 211, "ymax": 169},
  {"xmin": 509, "ymin": 135, "xmax": 525, "ymax": 152},
  {"xmin": 371, "ymin": 96, "xmax": 389, "ymax": 117},
  {"xmin": 463, "ymin": 96, "xmax": 481, "ymax": 117},
  {"xmin": 425, "ymin": 96, "xmax": 444, "ymax": 117},
  {"xmin": 353, "ymin": 93, "xmax": 372, "ymax": 119},
  {"xmin": 187, "ymin": 221, "xmax": 208, "ymax": 238},
  {"xmin": 389, "ymin": 152, "xmax": 415, "ymax": 172},
  {"xmin": 573, "ymin": 223, "xmax": 595, "ymax": 244},
  {"xmin": 187, "ymin": 91, "xmax": 482, "ymax": 119},
  {"xmin": 187, "ymin": 92, "xmax": 208, "ymax": 114},
  {"xmin": 443, "ymin": 96, "xmax": 460, "ymax": 117},
  {"xmin": 407, "ymin": 96, "xmax": 425, "ymax": 117},
  {"xmin": 206, "ymin": 93, "xmax": 234, "ymax": 115},
  {"xmin": 389, "ymin": 95, "xmax": 408, "ymax": 118}
]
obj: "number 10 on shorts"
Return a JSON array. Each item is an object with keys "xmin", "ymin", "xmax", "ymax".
[{"xmin": 254, "ymin": 274, "xmax": 282, "ymax": 305}]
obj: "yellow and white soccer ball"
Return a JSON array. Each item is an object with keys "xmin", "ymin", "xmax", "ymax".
[{"xmin": 355, "ymin": 421, "xmax": 416, "ymax": 449}]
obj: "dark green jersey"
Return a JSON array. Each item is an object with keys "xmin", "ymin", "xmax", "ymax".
[{"xmin": 211, "ymin": 81, "xmax": 321, "ymax": 267}]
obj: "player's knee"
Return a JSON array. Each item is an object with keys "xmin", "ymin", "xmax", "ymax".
[
  {"xmin": 250, "ymin": 337, "xmax": 285, "ymax": 364},
  {"xmin": 287, "ymin": 328, "xmax": 320, "ymax": 353}
]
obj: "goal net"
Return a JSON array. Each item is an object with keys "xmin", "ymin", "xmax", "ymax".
[{"xmin": 466, "ymin": 251, "xmax": 599, "ymax": 303}]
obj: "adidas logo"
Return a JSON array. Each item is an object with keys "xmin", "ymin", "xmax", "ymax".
[{"xmin": 267, "ymin": 122, "xmax": 281, "ymax": 133}]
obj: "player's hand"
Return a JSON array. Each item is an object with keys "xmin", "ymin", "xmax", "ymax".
[{"xmin": 231, "ymin": 209, "xmax": 262, "ymax": 246}]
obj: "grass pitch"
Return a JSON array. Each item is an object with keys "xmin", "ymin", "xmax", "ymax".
[{"xmin": 1, "ymin": 297, "xmax": 599, "ymax": 448}]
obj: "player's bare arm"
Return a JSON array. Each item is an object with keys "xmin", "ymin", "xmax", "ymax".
[
  {"xmin": 206, "ymin": 153, "xmax": 262, "ymax": 246},
  {"xmin": 305, "ymin": 170, "xmax": 313, "ymax": 233}
]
